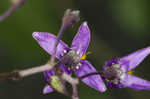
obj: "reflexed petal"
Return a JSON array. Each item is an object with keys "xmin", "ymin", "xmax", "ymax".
[
  {"xmin": 120, "ymin": 47, "xmax": 150, "ymax": 71},
  {"xmin": 43, "ymin": 85, "xmax": 53, "ymax": 94},
  {"xmin": 33, "ymin": 32, "xmax": 69, "ymax": 59},
  {"xmin": 121, "ymin": 74, "xmax": 150, "ymax": 90},
  {"xmin": 71, "ymin": 22, "xmax": 90, "ymax": 57},
  {"xmin": 74, "ymin": 60, "xmax": 106, "ymax": 92},
  {"xmin": 43, "ymin": 70, "xmax": 55, "ymax": 83}
]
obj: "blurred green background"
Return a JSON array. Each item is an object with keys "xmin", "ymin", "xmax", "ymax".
[{"xmin": 0, "ymin": 0, "xmax": 150, "ymax": 99}]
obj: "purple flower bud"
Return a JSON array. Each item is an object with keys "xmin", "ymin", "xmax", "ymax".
[{"xmin": 62, "ymin": 9, "xmax": 80, "ymax": 29}]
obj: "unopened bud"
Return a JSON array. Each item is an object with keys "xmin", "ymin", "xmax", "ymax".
[
  {"xmin": 11, "ymin": 0, "xmax": 25, "ymax": 6},
  {"xmin": 62, "ymin": 9, "xmax": 80, "ymax": 29},
  {"xmin": 11, "ymin": 0, "xmax": 20, "ymax": 5},
  {"xmin": 50, "ymin": 76, "xmax": 66, "ymax": 94}
]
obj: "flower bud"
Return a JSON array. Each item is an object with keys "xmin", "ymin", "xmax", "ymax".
[
  {"xmin": 62, "ymin": 9, "xmax": 80, "ymax": 29},
  {"xmin": 50, "ymin": 76, "xmax": 66, "ymax": 94},
  {"xmin": 11, "ymin": 0, "xmax": 20, "ymax": 5},
  {"xmin": 11, "ymin": 0, "xmax": 25, "ymax": 6}
]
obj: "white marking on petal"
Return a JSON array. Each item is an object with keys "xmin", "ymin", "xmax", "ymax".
[
  {"xmin": 83, "ymin": 21, "xmax": 87, "ymax": 26},
  {"xmin": 76, "ymin": 50, "xmax": 80, "ymax": 55},
  {"xmin": 33, "ymin": 32, "xmax": 39, "ymax": 37},
  {"xmin": 63, "ymin": 50, "xmax": 67, "ymax": 53},
  {"xmin": 76, "ymin": 66, "xmax": 80, "ymax": 69},
  {"xmin": 68, "ymin": 67, "xmax": 71, "ymax": 70}
]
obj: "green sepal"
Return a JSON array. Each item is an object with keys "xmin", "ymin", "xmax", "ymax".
[{"xmin": 50, "ymin": 76, "xmax": 65, "ymax": 94}]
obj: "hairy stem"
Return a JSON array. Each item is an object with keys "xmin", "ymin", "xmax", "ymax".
[
  {"xmin": 50, "ymin": 24, "xmax": 66, "ymax": 63},
  {"xmin": 19, "ymin": 63, "xmax": 55, "ymax": 77},
  {"xmin": 0, "ymin": 62, "xmax": 55, "ymax": 81},
  {"xmin": 61, "ymin": 73, "xmax": 79, "ymax": 85},
  {"xmin": 72, "ymin": 84, "xmax": 79, "ymax": 99},
  {"xmin": 61, "ymin": 73, "xmax": 79, "ymax": 99}
]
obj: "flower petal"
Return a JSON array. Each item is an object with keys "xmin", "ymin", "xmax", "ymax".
[
  {"xmin": 71, "ymin": 22, "xmax": 90, "ymax": 57},
  {"xmin": 74, "ymin": 60, "xmax": 106, "ymax": 92},
  {"xmin": 121, "ymin": 74, "xmax": 150, "ymax": 90},
  {"xmin": 33, "ymin": 32, "xmax": 69, "ymax": 59},
  {"xmin": 43, "ymin": 84, "xmax": 53, "ymax": 94},
  {"xmin": 43, "ymin": 70, "xmax": 55, "ymax": 83},
  {"xmin": 120, "ymin": 47, "xmax": 150, "ymax": 71}
]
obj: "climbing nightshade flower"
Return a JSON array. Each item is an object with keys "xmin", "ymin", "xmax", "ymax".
[
  {"xmin": 32, "ymin": 22, "xmax": 106, "ymax": 94},
  {"xmin": 102, "ymin": 47, "xmax": 150, "ymax": 90}
]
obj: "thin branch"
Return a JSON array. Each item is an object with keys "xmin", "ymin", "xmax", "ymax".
[
  {"xmin": 72, "ymin": 84, "xmax": 79, "ymax": 99},
  {"xmin": 0, "ymin": 0, "xmax": 26, "ymax": 22},
  {"xmin": 19, "ymin": 63, "xmax": 55, "ymax": 77},
  {"xmin": 50, "ymin": 23, "xmax": 66, "ymax": 63},
  {"xmin": 0, "ymin": 71, "xmax": 20, "ymax": 81},
  {"xmin": 61, "ymin": 73, "xmax": 79, "ymax": 99},
  {"xmin": 0, "ymin": 62, "xmax": 55, "ymax": 82},
  {"xmin": 61, "ymin": 73, "xmax": 79, "ymax": 85}
]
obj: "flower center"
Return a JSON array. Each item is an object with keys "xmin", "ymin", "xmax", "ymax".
[
  {"xmin": 60, "ymin": 49, "xmax": 81, "ymax": 70},
  {"xmin": 102, "ymin": 63, "xmax": 124, "ymax": 84}
]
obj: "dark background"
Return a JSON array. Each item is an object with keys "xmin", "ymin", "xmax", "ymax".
[{"xmin": 0, "ymin": 0, "xmax": 150, "ymax": 99}]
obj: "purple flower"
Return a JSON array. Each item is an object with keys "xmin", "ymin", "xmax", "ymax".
[
  {"xmin": 32, "ymin": 22, "xmax": 106, "ymax": 94},
  {"xmin": 102, "ymin": 47, "xmax": 150, "ymax": 90}
]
